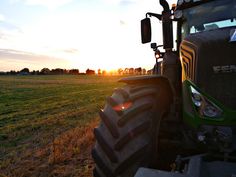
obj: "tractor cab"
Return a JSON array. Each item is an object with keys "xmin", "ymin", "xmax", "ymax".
[{"xmin": 176, "ymin": 0, "xmax": 236, "ymax": 40}]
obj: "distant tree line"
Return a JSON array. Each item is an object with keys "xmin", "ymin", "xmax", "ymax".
[
  {"xmin": 88, "ymin": 67, "xmax": 153, "ymax": 75},
  {"xmin": 0, "ymin": 68, "xmax": 81, "ymax": 75},
  {"xmin": 0, "ymin": 67, "xmax": 153, "ymax": 76},
  {"xmin": 96, "ymin": 67, "xmax": 153, "ymax": 75}
]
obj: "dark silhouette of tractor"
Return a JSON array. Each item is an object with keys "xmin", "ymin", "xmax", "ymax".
[{"xmin": 92, "ymin": 0, "xmax": 236, "ymax": 176}]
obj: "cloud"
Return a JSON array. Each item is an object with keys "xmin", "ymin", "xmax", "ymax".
[
  {"xmin": 0, "ymin": 23, "xmax": 23, "ymax": 44},
  {"xmin": 11, "ymin": 0, "xmax": 74, "ymax": 9},
  {"xmin": 0, "ymin": 15, "xmax": 23, "ymax": 40},
  {"xmin": 0, "ymin": 48, "xmax": 70, "ymax": 71},
  {"xmin": 0, "ymin": 14, "xmax": 5, "ymax": 22},
  {"xmin": 119, "ymin": 0, "xmax": 136, "ymax": 6},
  {"xmin": 0, "ymin": 29, "xmax": 18, "ymax": 41},
  {"xmin": 0, "ymin": 13, "xmax": 21, "ymax": 32},
  {"xmin": 119, "ymin": 20, "xmax": 126, "ymax": 26},
  {"xmin": 0, "ymin": 48, "xmax": 34, "ymax": 57},
  {"xmin": 62, "ymin": 48, "xmax": 79, "ymax": 54},
  {"xmin": 102, "ymin": 0, "xmax": 138, "ymax": 6},
  {"xmin": 0, "ymin": 22, "xmax": 22, "ymax": 32},
  {"xmin": 0, "ymin": 31, "xmax": 8, "ymax": 40}
]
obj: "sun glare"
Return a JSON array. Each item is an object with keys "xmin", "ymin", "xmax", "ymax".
[{"xmin": 0, "ymin": 0, "xmax": 168, "ymax": 72}]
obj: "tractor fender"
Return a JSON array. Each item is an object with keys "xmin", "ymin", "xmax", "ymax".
[{"xmin": 119, "ymin": 75, "xmax": 174, "ymax": 105}]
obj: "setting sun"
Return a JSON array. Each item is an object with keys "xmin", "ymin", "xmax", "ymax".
[{"xmin": 0, "ymin": 0, "xmax": 176, "ymax": 72}]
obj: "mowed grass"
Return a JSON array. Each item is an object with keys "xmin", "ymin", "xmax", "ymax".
[{"xmin": 0, "ymin": 75, "xmax": 124, "ymax": 176}]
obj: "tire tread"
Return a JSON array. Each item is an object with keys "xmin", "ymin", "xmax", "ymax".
[
  {"xmin": 118, "ymin": 102, "xmax": 153, "ymax": 127},
  {"xmin": 115, "ymin": 121, "xmax": 150, "ymax": 151},
  {"xmin": 92, "ymin": 149, "xmax": 114, "ymax": 177},
  {"xmin": 99, "ymin": 110, "xmax": 119, "ymax": 138},
  {"xmin": 94, "ymin": 128, "xmax": 118, "ymax": 163}
]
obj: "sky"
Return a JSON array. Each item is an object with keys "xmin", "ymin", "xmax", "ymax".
[{"xmin": 0, "ymin": 0, "xmax": 175, "ymax": 72}]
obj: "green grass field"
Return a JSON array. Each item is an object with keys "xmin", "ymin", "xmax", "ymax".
[{"xmin": 0, "ymin": 75, "xmax": 123, "ymax": 177}]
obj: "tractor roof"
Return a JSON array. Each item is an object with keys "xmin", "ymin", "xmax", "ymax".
[{"xmin": 175, "ymin": 0, "xmax": 215, "ymax": 10}]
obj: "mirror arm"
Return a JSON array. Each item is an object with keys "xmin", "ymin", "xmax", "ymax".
[
  {"xmin": 146, "ymin": 12, "xmax": 162, "ymax": 20},
  {"xmin": 159, "ymin": 0, "xmax": 170, "ymax": 12}
]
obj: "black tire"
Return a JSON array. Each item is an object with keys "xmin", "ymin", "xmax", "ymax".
[{"xmin": 92, "ymin": 83, "xmax": 172, "ymax": 177}]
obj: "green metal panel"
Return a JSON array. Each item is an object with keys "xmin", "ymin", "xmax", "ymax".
[{"xmin": 182, "ymin": 80, "xmax": 236, "ymax": 128}]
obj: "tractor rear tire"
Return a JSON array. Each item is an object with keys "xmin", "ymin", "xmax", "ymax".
[{"xmin": 92, "ymin": 83, "xmax": 172, "ymax": 177}]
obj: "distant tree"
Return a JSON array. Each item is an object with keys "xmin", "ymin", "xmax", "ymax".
[
  {"xmin": 98, "ymin": 69, "xmax": 101, "ymax": 75},
  {"xmin": 51, "ymin": 68, "xmax": 64, "ymax": 75},
  {"xmin": 40, "ymin": 68, "xmax": 50, "ymax": 75},
  {"xmin": 129, "ymin": 68, "xmax": 134, "ymax": 75},
  {"xmin": 63, "ymin": 69, "xmax": 68, "ymax": 74},
  {"xmin": 69, "ymin": 69, "xmax": 79, "ymax": 75},
  {"xmin": 147, "ymin": 69, "xmax": 153, "ymax": 75},
  {"xmin": 31, "ymin": 70, "xmax": 40, "ymax": 75},
  {"xmin": 10, "ymin": 70, "xmax": 17, "ymax": 75},
  {"xmin": 102, "ymin": 70, "xmax": 106, "ymax": 75},
  {"xmin": 20, "ymin": 68, "xmax": 30, "ymax": 75},
  {"xmin": 142, "ymin": 68, "xmax": 146, "ymax": 75},
  {"xmin": 31, "ymin": 70, "xmax": 36, "ymax": 75},
  {"xmin": 86, "ymin": 68, "xmax": 95, "ymax": 75},
  {"xmin": 117, "ymin": 68, "xmax": 123, "ymax": 75},
  {"xmin": 135, "ymin": 67, "xmax": 142, "ymax": 75},
  {"xmin": 20, "ymin": 68, "xmax": 29, "ymax": 73},
  {"xmin": 36, "ymin": 70, "xmax": 40, "ymax": 75},
  {"xmin": 124, "ymin": 68, "xmax": 129, "ymax": 75}
]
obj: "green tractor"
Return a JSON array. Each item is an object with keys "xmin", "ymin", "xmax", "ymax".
[{"xmin": 92, "ymin": 0, "xmax": 236, "ymax": 176}]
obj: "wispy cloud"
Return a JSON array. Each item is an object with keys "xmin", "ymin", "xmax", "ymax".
[
  {"xmin": 0, "ymin": 31, "xmax": 8, "ymax": 40},
  {"xmin": 11, "ymin": 0, "xmax": 74, "ymax": 9},
  {"xmin": 0, "ymin": 14, "xmax": 5, "ymax": 22},
  {"xmin": 119, "ymin": 0, "xmax": 136, "ymax": 6},
  {"xmin": 102, "ymin": 0, "xmax": 138, "ymax": 6},
  {"xmin": 0, "ymin": 49, "xmax": 61, "ymax": 62},
  {"xmin": 0, "ymin": 48, "xmax": 70, "ymax": 71},
  {"xmin": 0, "ymin": 22, "xmax": 23, "ymax": 46},
  {"xmin": 0, "ymin": 48, "xmax": 34, "ymax": 56},
  {"xmin": 119, "ymin": 20, "xmax": 126, "ymax": 25},
  {"xmin": 0, "ymin": 13, "xmax": 22, "ymax": 34},
  {"xmin": 0, "ymin": 22, "xmax": 22, "ymax": 32},
  {"xmin": 62, "ymin": 48, "xmax": 79, "ymax": 54}
]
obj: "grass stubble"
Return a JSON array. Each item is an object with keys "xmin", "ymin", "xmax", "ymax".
[{"xmin": 0, "ymin": 75, "xmax": 123, "ymax": 177}]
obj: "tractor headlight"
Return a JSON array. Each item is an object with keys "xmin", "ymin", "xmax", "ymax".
[{"xmin": 190, "ymin": 86, "xmax": 222, "ymax": 118}]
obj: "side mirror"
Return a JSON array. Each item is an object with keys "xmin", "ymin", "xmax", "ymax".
[
  {"xmin": 141, "ymin": 18, "xmax": 151, "ymax": 44},
  {"xmin": 151, "ymin": 43, "xmax": 157, "ymax": 50}
]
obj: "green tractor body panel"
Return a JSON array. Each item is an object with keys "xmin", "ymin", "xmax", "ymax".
[
  {"xmin": 182, "ymin": 80, "xmax": 236, "ymax": 129},
  {"xmin": 180, "ymin": 15, "xmax": 236, "ymax": 128}
]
